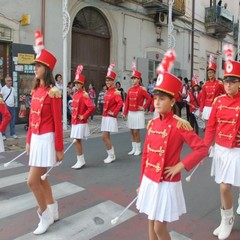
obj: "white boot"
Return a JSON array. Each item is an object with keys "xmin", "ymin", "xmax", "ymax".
[
  {"xmin": 71, "ymin": 155, "xmax": 85, "ymax": 169},
  {"xmin": 104, "ymin": 147, "xmax": 116, "ymax": 164},
  {"xmin": 134, "ymin": 142, "xmax": 142, "ymax": 156},
  {"xmin": 236, "ymin": 194, "xmax": 240, "ymax": 215},
  {"xmin": 33, "ymin": 207, "xmax": 54, "ymax": 235},
  {"xmin": 214, "ymin": 208, "xmax": 234, "ymax": 240},
  {"xmin": 48, "ymin": 201, "xmax": 59, "ymax": 221},
  {"xmin": 128, "ymin": 142, "xmax": 136, "ymax": 155}
]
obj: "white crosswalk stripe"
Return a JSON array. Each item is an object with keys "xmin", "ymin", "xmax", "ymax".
[
  {"xmin": 15, "ymin": 200, "xmax": 137, "ymax": 240},
  {"xmin": 0, "ymin": 172, "xmax": 28, "ymax": 188},
  {"xmin": 0, "ymin": 162, "xmax": 24, "ymax": 170},
  {"xmin": 0, "ymin": 156, "xmax": 192, "ymax": 239},
  {"xmin": 0, "ymin": 182, "xmax": 84, "ymax": 219}
]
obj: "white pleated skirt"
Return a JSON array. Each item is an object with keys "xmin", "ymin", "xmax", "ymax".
[
  {"xmin": 0, "ymin": 133, "xmax": 4, "ymax": 152},
  {"xmin": 70, "ymin": 123, "xmax": 90, "ymax": 139},
  {"xmin": 127, "ymin": 111, "xmax": 145, "ymax": 129},
  {"xmin": 211, "ymin": 143, "xmax": 240, "ymax": 186},
  {"xmin": 136, "ymin": 175, "xmax": 186, "ymax": 222},
  {"xmin": 29, "ymin": 133, "xmax": 56, "ymax": 167},
  {"xmin": 202, "ymin": 106, "xmax": 212, "ymax": 120},
  {"xmin": 101, "ymin": 116, "xmax": 118, "ymax": 132}
]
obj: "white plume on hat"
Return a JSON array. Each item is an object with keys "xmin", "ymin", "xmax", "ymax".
[
  {"xmin": 107, "ymin": 63, "xmax": 115, "ymax": 76},
  {"xmin": 156, "ymin": 50, "xmax": 176, "ymax": 86},
  {"xmin": 223, "ymin": 44, "xmax": 233, "ymax": 62},
  {"xmin": 33, "ymin": 29, "xmax": 44, "ymax": 55},
  {"xmin": 132, "ymin": 62, "xmax": 136, "ymax": 71}
]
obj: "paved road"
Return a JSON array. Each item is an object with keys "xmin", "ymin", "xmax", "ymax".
[{"xmin": 0, "ymin": 115, "xmax": 240, "ymax": 239}]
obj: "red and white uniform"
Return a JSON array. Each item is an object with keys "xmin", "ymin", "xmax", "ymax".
[
  {"xmin": 70, "ymin": 89, "xmax": 95, "ymax": 139},
  {"xmin": 27, "ymin": 85, "xmax": 63, "ymax": 167},
  {"xmin": 124, "ymin": 85, "xmax": 151, "ymax": 129},
  {"xmin": 101, "ymin": 87, "xmax": 123, "ymax": 132},
  {"xmin": 200, "ymin": 79, "xmax": 224, "ymax": 120},
  {"xmin": 187, "ymin": 91, "xmax": 201, "ymax": 113},
  {"xmin": 124, "ymin": 85, "xmax": 151, "ymax": 114},
  {"xmin": 71, "ymin": 90, "xmax": 95, "ymax": 124},
  {"xmin": 102, "ymin": 88, "xmax": 123, "ymax": 117},
  {"xmin": 204, "ymin": 93, "xmax": 240, "ymax": 185},
  {"xmin": 0, "ymin": 99, "xmax": 11, "ymax": 152},
  {"xmin": 136, "ymin": 111, "xmax": 208, "ymax": 222}
]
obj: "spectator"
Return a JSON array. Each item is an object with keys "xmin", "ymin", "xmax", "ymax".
[
  {"xmin": 1, "ymin": 75, "xmax": 17, "ymax": 140},
  {"xmin": 88, "ymin": 83, "xmax": 96, "ymax": 120},
  {"xmin": 55, "ymin": 74, "xmax": 63, "ymax": 93},
  {"xmin": 97, "ymin": 84, "xmax": 107, "ymax": 115}
]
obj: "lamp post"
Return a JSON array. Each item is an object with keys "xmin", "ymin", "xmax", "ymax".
[
  {"xmin": 62, "ymin": 0, "xmax": 70, "ymax": 130},
  {"xmin": 168, "ymin": 0, "xmax": 175, "ymax": 49},
  {"xmin": 191, "ymin": 0, "xmax": 195, "ymax": 80}
]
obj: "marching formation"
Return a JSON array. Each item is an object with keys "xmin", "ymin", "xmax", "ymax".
[{"xmin": 1, "ymin": 29, "xmax": 240, "ymax": 240}]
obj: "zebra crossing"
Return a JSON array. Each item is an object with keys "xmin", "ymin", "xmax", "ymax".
[{"xmin": 0, "ymin": 151, "xmax": 191, "ymax": 240}]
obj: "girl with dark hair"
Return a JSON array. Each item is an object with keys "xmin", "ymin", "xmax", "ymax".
[
  {"xmin": 136, "ymin": 50, "xmax": 208, "ymax": 240},
  {"xmin": 26, "ymin": 30, "xmax": 64, "ymax": 235}
]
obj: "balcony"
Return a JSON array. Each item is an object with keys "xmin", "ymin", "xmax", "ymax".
[
  {"xmin": 142, "ymin": 0, "xmax": 185, "ymax": 16},
  {"xmin": 205, "ymin": 6, "xmax": 234, "ymax": 39}
]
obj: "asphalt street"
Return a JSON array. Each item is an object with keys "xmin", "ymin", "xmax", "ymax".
[{"xmin": 0, "ymin": 114, "xmax": 240, "ymax": 239}]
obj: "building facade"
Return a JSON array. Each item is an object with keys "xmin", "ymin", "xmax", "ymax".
[{"xmin": 0, "ymin": 0, "xmax": 238, "ymax": 99}]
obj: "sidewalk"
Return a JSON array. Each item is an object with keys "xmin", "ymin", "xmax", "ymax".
[{"xmin": 3, "ymin": 113, "xmax": 154, "ymax": 152}]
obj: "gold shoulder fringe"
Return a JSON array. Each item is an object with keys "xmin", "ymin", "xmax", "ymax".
[
  {"xmin": 48, "ymin": 86, "xmax": 62, "ymax": 98},
  {"xmin": 115, "ymin": 90, "xmax": 121, "ymax": 95},
  {"xmin": 212, "ymin": 95, "xmax": 224, "ymax": 105},
  {"xmin": 173, "ymin": 115, "xmax": 193, "ymax": 131},
  {"xmin": 83, "ymin": 91, "xmax": 89, "ymax": 97},
  {"xmin": 0, "ymin": 97, "xmax": 4, "ymax": 104},
  {"xmin": 147, "ymin": 119, "xmax": 152, "ymax": 130}
]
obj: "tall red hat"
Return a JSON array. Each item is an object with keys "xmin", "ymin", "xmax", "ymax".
[
  {"xmin": 106, "ymin": 63, "xmax": 116, "ymax": 80},
  {"xmin": 207, "ymin": 54, "xmax": 217, "ymax": 72},
  {"xmin": 74, "ymin": 64, "xmax": 85, "ymax": 84},
  {"xmin": 131, "ymin": 62, "xmax": 142, "ymax": 79},
  {"xmin": 192, "ymin": 73, "xmax": 199, "ymax": 86},
  {"xmin": 154, "ymin": 50, "xmax": 182, "ymax": 98},
  {"xmin": 33, "ymin": 30, "xmax": 57, "ymax": 71},
  {"xmin": 223, "ymin": 44, "xmax": 240, "ymax": 79}
]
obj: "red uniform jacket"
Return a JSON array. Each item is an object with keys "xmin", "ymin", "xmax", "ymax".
[
  {"xmin": 187, "ymin": 91, "xmax": 201, "ymax": 113},
  {"xmin": 123, "ymin": 85, "xmax": 151, "ymax": 115},
  {"xmin": 140, "ymin": 111, "xmax": 208, "ymax": 183},
  {"xmin": 102, "ymin": 87, "xmax": 123, "ymax": 118},
  {"xmin": 0, "ymin": 98, "xmax": 11, "ymax": 132},
  {"xmin": 26, "ymin": 86, "xmax": 63, "ymax": 151},
  {"xmin": 204, "ymin": 92, "xmax": 240, "ymax": 148},
  {"xmin": 200, "ymin": 79, "xmax": 224, "ymax": 112},
  {"xmin": 71, "ymin": 90, "xmax": 95, "ymax": 124}
]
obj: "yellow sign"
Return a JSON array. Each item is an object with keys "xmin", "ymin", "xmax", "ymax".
[
  {"xmin": 20, "ymin": 15, "xmax": 30, "ymax": 26},
  {"xmin": 18, "ymin": 53, "xmax": 34, "ymax": 64}
]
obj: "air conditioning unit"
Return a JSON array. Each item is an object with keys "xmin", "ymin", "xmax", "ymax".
[{"xmin": 155, "ymin": 12, "xmax": 168, "ymax": 26}]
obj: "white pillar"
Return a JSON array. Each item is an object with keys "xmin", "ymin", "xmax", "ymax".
[{"xmin": 62, "ymin": 0, "xmax": 70, "ymax": 130}]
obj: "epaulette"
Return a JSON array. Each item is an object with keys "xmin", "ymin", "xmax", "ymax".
[
  {"xmin": 141, "ymin": 86, "xmax": 147, "ymax": 91},
  {"xmin": 146, "ymin": 119, "xmax": 152, "ymax": 130},
  {"xmin": 173, "ymin": 115, "xmax": 193, "ymax": 131},
  {"xmin": 83, "ymin": 91, "xmax": 89, "ymax": 97},
  {"xmin": 48, "ymin": 86, "xmax": 62, "ymax": 98},
  {"xmin": 0, "ymin": 97, "xmax": 4, "ymax": 104},
  {"xmin": 115, "ymin": 90, "xmax": 121, "ymax": 95},
  {"xmin": 212, "ymin": 94, "xmax": 225, "ymax": 105}
]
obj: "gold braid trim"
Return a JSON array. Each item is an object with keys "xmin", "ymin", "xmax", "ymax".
[
  {"xmin": 0, "ymin": 97, "xmax": 4, "ymax": 104},
  {"xmin": 173, "ymin": 115, "xmax": 193, "ymax": 131},
  {"xmin": 48, "ymin": 86, "xmax": 62, "ymax": 98}
]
